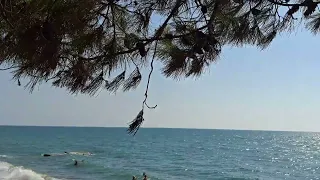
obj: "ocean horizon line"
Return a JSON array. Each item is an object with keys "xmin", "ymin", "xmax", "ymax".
[{"xmin": 0, "ymin": 124, "xmax": 319, "ymax": 133}]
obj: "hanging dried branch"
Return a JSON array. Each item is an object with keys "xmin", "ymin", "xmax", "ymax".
[
  {"xmin": 127, "ymin": 41, "xmax": 159, "ymax": 136},
  {"xmin": 142, "ymin": 40, "xmax": 159, "ymax": 110}
]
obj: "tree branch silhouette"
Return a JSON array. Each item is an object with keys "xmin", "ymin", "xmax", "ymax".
[{"xmin": 0, "ymin": 0, "xmax": 319, "ymax": 134}]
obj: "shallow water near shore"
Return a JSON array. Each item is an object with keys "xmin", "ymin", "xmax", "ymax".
[{"xmin": 1, "ymin": 126, "xmax": 320, "ymax": 180}]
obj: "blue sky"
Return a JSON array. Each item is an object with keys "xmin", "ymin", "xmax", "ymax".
[{"xmin": 0, "ymin": 28, "xmax": 320, "ymax": 131}]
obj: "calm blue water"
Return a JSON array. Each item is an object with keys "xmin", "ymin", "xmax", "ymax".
[{"xmin": 0, "ymin": 126, "xmax": 320, "ymax": 180}]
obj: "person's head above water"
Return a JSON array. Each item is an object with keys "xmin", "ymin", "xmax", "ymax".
[
  {"xmin": 132, "ymin": 176, "xmax": 137, "ymax": 180},
  {"xmin": 142, "ymin": 172, "xmax": 147, "ymax": 180}
]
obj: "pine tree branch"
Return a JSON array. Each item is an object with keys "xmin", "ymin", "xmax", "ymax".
[
  {"xmin": 154, "ymin": 0, "xmax": 183, "ymax": 37},
  {"xmin": 267, "ymin": 0, "xmax": 320, "ymax": 7},
  {"xmin": 83, "ymin": 25, "xmax": 208, "ymax": 61},
  {"xmin": 0, "ymin": 5, "xmax": 14, "ymax": 29},
  {"xmin": 111, "ymin": 4, "xmax": 117, "ymax": 41}
]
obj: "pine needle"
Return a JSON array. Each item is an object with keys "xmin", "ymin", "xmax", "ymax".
[
  {"xmin": 82, "ymin": 72, "xmax": 105, "ymax": 96},
  {"xmin": 105, "ymin": 71, "xmax": 125, "ymax": 93},
  {"xmin": 123, "ymin": 67, "xmax": 142, "ymax": 92}
]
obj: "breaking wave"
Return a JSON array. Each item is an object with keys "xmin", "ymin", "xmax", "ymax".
[
  {"xmin": 41, "ymin": 151, "xmax": 94, "ymax": 157},
  {"xmin": 0, "ymin": 161, "xmax": 60, "ymax": 180}
]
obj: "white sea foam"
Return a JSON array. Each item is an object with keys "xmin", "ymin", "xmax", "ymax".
[
  {"xmin": 0, "ymin": 155, "xmax": 8, "ymax": 158},
  {"xmin": 68, "ymin": 152, "xmax": 93, "ymax": 156},
  {"xmin": 41, "ymin": 152, "xmax": 94, "ymax": 157},
  {"xmin": 0, "ymin": 161, "xmax": 60, "ymax": 180}
]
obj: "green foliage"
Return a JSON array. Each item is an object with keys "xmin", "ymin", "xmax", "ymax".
[{"xmin": 1, "ymin": 0, "xmax": 319, "ymax": 134}]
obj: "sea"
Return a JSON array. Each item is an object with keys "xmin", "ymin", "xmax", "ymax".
[{"xmin": 0, "ymin": 126, "xmax": 320, "ymax": 180}]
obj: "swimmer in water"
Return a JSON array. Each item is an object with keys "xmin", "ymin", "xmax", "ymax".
[
  {"xmin": 132, "ymin": 176, "xmax": 137, "ymax": 180},
  {"xmin": 142, "ymin": 172, "xmax": 148, "ymax": 180},
  {"xmin": 74, "ymin": 160, "xmax": 78, "ymax": 166}
]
